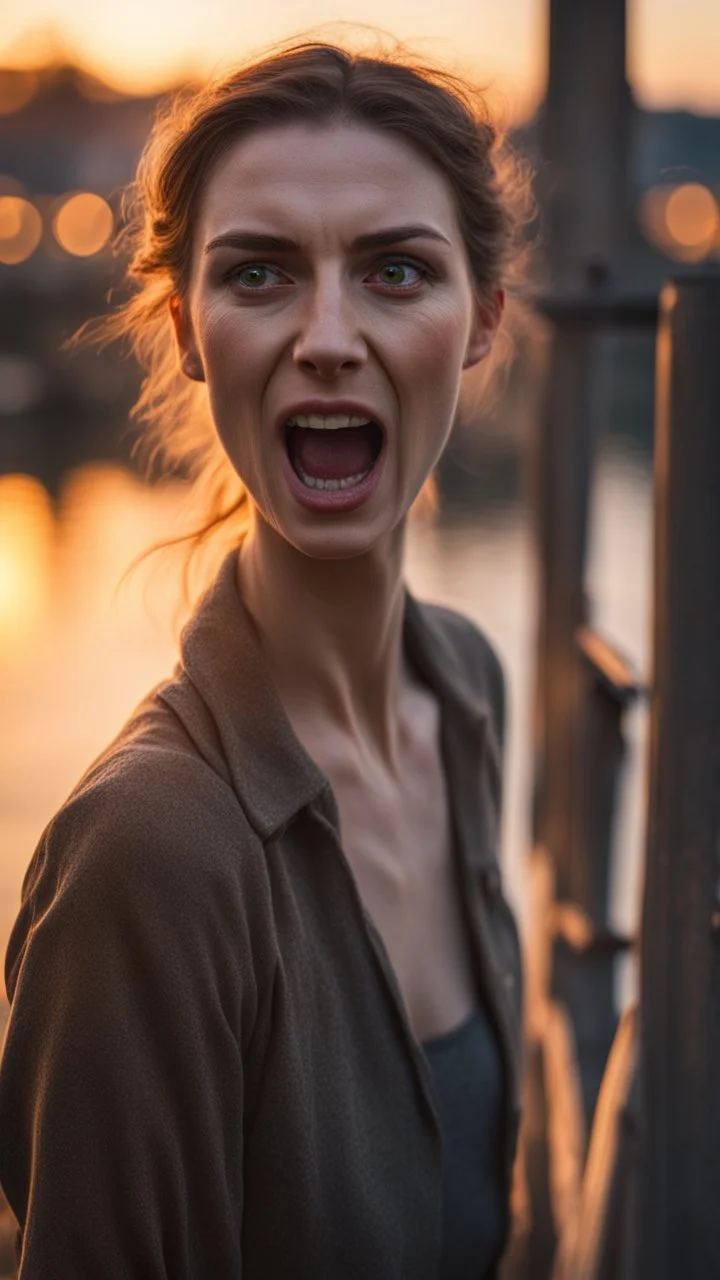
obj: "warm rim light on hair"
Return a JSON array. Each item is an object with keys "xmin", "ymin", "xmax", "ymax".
[
  {"xmin": 53, "ymin": 192, "xmax": 114, "ymax": 257},
  {"xmin": 0, "ymin": 196, "xmax": 42, "ymax": 265}
]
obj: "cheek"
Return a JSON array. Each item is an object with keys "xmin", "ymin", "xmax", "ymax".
[
  {"xmin": 389, "ymin": 312, "xmax": 468, "ymax": 486},
  {"xmin": 201, "ymin": 303, "xmax": 264, "ymax": 385},
  {"xmin": 413, "ymin": 287, "xmax": 469, "ymax": 351},
  {"xmin": 197, "ymin": 304, "xmax": 273, "ymax": 441},
  {"xmin": 397, "ymin": 303, "xmax": 469, "ymax": 407}
]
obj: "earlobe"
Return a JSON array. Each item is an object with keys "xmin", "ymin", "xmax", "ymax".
[
  {"xmin": 181, "ymin": 354, "xmax": 206, "ymax": 383},
  {"xmin": 463, "ymin": 288, "xmax": 505, "ymax": 370},
  {"xmin": 462, "ymin": 330, "xmax": 493, "ymax": 370},
  {"xmin": 169, "ymin": 295, "xmax": 206, "ymax": 383}
]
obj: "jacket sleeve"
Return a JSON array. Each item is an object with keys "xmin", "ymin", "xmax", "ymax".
[{"xmin": 0, "ymin": 755, "xmax": 267, "ymax": 1279}]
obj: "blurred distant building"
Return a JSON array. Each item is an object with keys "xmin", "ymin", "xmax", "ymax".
[
  {"xmin": 0, "ymin": 66, "xmax": 166, "ymax": 484},
  {"xmin": 0, "ymin": 63, "xmax": 719, "ymax": 494},
  {"xmin": 514, "ymin": 103, "xmax": 720, "ymax": 284}
]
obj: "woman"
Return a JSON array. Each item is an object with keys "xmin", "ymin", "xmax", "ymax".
[{"xmin": 0, "ymin": 42, "xmax": 528, "ymax": 1279}]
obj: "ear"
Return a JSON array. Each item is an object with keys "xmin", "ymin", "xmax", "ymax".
[
  {"xmin": 463, "ymin": 288, "xmax": 505, "ymax": 370},
  {"xmin": 169, "ymin": 294, "xmax": 205, "ymax": 382}
]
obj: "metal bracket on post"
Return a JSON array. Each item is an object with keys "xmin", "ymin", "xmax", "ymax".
[{"xmin": 549, "ymin": 625, "xmax": 643, "ymax": 1135}]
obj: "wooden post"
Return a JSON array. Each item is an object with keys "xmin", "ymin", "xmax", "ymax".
[
  {"xmin": 542, "ymin": 0, "xmax": 631, "ymax": 288},
  {"xmin": 535, "ymin": 0, "xmax": 633, "ymax": 888},
  {"xmin": 637, "ymin": 272, "xmax": 720, "ymax": 1277},
  {"xmin": 519, "ymin": 6, "xmax": 635, "ymax": 1272},
  {"xmin": 531, "ymin": 0, "xmax": 635, "ymax": 1132},
  {"xmin": 534, "ymin": 0, "xmax": 632, "ymax": 893}
]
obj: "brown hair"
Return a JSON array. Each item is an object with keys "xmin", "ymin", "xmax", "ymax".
[{"xmin": 105, "ymin": 39, "xmax": 533, "ymax": 589}]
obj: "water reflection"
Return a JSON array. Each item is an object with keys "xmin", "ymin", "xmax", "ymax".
[
  {"xmin": 0, "ymin": 464, "xmax": 188, "ymax": 959},
  {"xmin": 0, "ymin": 473, "xmax": 54, "ymax": 646}
]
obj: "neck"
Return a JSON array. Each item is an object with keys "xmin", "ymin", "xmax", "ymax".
[{"xmin": 237, "ymin": 510, "xmax": 411, "ymax": 770}]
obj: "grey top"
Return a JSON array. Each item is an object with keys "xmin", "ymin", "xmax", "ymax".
[{"xmin": 422, "ymin": 1007, "xmax": 506, "ymax": 1279}]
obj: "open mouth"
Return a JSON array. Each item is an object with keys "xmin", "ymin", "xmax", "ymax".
[{"xmin": 284, "ymin": 415, "xmax": 385, "ymax": 492}]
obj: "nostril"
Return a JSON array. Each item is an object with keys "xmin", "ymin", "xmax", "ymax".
[{"xmin": 292, "ymin": 329, "xmax": 366, "ymax": 374}]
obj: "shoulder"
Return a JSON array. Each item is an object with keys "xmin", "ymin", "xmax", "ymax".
[
  {"xmin": 55, "ymin": 706, "xmax": 260, "ymax": 882},
  {"xmin": 418, "ymin": 601, "xmax": 507, "ymax": 747},
  {"xmin": 12, "ymin": 697, "xmax": 273, "ymax": 986}
]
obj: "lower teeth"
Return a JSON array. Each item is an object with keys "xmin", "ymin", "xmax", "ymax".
[{"xmin": 295, "ymin": 466, "xmax": 372, "ymax": 491}]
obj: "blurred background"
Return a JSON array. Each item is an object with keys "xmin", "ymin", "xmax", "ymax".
[{"xmin": 1, "ymin": 0, "xmax": 720, "ymax": 989}]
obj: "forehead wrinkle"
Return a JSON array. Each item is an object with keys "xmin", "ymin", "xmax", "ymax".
[
  {"xmin": 200, "ymin": 190, "xmax": 461, "ymax": 258},
  {"xmin": 201, "ymin": 128, "xmax": 459, "ymax": 212},
  {"xmin": 204, "ymin": 174, "xmax": 428, "ymax": 219},
  {"xmin": 194, "ymin": 123, "xmax": 468, "ymax": 272}
]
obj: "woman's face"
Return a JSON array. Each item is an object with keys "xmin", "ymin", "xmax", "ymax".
[{"xmin": 173, "ymin": 121, "xmax": 501, "ymax": 560}]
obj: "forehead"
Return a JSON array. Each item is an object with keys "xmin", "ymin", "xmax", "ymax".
[{"xmin": 195, "ymin": 121, "xmax": 462, "ymax": 243}]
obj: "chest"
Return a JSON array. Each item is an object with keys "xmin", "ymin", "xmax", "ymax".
[{"xmin": 303, "ymin": 709, "xmax": 479, "ymax": 1043}]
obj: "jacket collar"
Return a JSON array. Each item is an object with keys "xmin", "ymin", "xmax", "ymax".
[{"xmin": 160, "ymin": 549, "xmax": 490, "ymax": 842}]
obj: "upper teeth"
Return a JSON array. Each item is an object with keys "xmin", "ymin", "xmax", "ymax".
[{"xmin": 285, "ymin": 414, "xmax": 372, "ymax": 430}]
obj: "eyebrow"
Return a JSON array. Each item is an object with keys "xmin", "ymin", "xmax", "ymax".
[{"xmin": 204, "ymin": 224, "xmax": 452, "ymax": 254}]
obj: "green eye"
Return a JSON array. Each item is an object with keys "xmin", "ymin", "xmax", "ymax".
[
  {"xmin": 379, "ymin": 264, "xmax": 408, "ymax": 284},
  {"xmin": 375, "ymin": 262, "xmax": 422, "ymax": 287},
  {"xmin": 236, "ymin": 265, "xmax": 271, "ymax": 287}
]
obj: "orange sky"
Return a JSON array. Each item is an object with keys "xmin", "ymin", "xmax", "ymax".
[{"xmin": 1, "ymin": 0, "xmax": 718, "ymax": 120}]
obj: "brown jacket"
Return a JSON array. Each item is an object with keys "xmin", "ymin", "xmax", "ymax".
[{"xmin": 0, "ymin": 551, "xmax": 523, "ymax": 1278}]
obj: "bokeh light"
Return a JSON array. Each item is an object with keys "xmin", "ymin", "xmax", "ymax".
[
  {"xmin": 0, "ymin": 196, "xmax": 42, "ymax": 265},
  {"xmin": 53, "ymin": 192, "xmax": 114, "ymax": 257},
  {"xmin": 639, "ymin": 182, "xmax": 719, "ymax": 262},
  {"xmin": 665, "ymin": 183, "xmax": 718, "ymax": 257}
]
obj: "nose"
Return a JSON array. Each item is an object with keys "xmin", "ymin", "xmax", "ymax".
[{"xmin": 292, "ymin": 273, "xmax": 367, "ymax": 379}]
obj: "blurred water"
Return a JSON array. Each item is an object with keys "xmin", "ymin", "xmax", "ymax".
[{"xmin": 0, "ymin": 445, "xmax": 652, "ymax": 1007}]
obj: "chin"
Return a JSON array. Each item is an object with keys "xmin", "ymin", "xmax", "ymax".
[{"xmin": 286, "ymin": 527, "xmax": 390, "ymax": 562}]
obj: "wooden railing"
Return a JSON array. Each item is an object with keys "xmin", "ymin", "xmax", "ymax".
[{"xmin": 520, "ymin": 272, "xmax": 720, "ymax": 1279}]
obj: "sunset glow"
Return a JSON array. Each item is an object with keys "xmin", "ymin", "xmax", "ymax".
[
  {"xmin": 0, "ymin": 0, "xmax": 540, "ymax": 112},
  {"xmin": 0, "ymin": 0, "xmax": 718, "ymax": 119},
  {"xmin": 0, "ymin": 475, "xmax": 54, "ymax": 645}
]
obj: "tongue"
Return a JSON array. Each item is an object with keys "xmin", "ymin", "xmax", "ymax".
[{"xmin": 290, "ymin": 425, "xmax": 376, "ymax": 481}]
